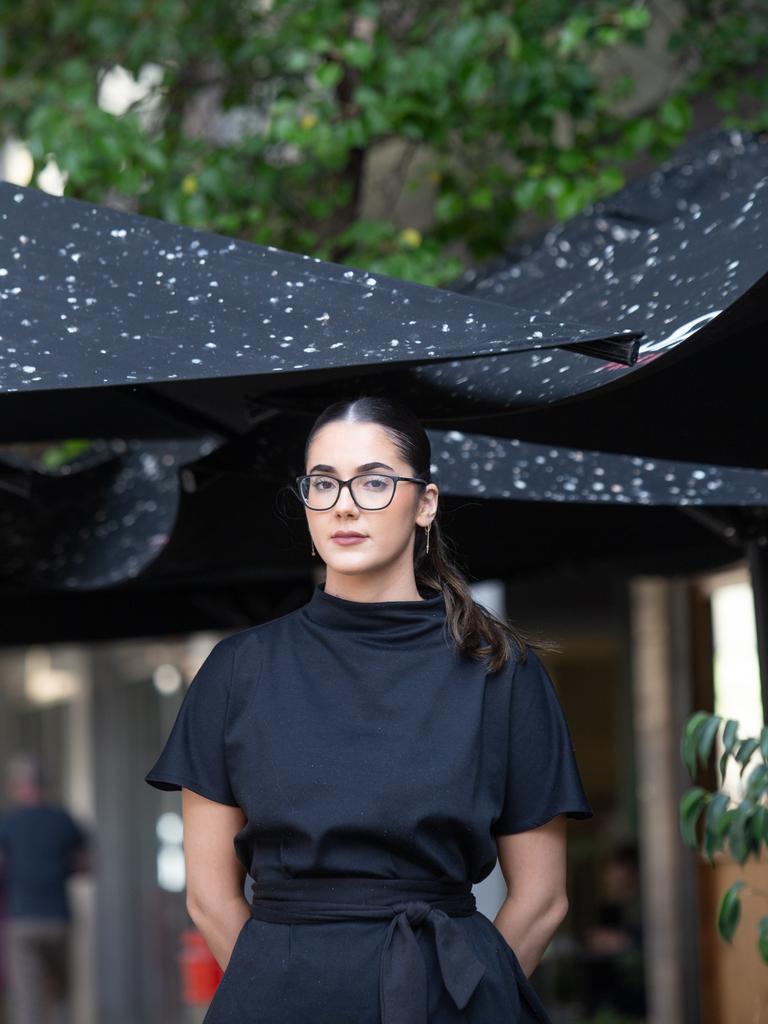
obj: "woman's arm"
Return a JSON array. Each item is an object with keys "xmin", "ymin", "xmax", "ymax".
[
  {"xmin": 493, "ymin": 813, "xmax": 570, "ymax": 977},
  {"xmin": 182, "ymin": 787, "xmax": 249, "ymax": 971}
]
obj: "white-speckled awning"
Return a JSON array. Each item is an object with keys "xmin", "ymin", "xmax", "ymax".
[
  {"xmin": 1, "ymin": 428, "xmax": 766, "ymax": 608},
  {"xmin": 0, "ymin": 179, "xmax": 640, "ymax": 421},
  {"xmin": 410, "ymin": 127, "xmax": 767, "ymax": 468}
]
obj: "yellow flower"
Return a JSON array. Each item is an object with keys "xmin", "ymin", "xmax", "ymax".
[
  {"xmin": 399, "ymin": 227, "xmax": 422, "ymax": 248},
  {"xmin": 181, "ymin": 174, "xmax": 198, "ymax": 196},
  {"xmin": 301, "ymin": 113, "xmax": 318, "ymax": 130}
]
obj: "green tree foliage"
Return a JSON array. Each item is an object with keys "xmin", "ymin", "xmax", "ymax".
[
  {"xmin": 680, "ymin": 711, "xmax": 768, "ymax": 964},
  {"xmin": 1, "ymin": 1, "xmax": 767, "ymax": 283}
]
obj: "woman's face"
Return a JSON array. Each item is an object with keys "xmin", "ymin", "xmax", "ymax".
[{"xmin": 303, "ymin": 420, "xmax": 438, "ymax": 577}]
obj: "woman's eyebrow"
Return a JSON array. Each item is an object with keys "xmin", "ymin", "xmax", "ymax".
[{"xmin": 308, "ymin": 461, "xmax": 396, "ymax": 473}]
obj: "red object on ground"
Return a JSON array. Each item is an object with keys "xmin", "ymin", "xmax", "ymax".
[{"xmin": 179, "ymin": 927, "xmax": 223, "ymax": 1005}]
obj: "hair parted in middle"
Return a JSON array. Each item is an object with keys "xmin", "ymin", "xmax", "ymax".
[{"xmin": 300, "ymin": 392, "xmax": 560, "ymax": 673}]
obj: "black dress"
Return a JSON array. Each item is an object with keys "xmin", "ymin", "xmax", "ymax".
[{"xmin": 145, "ymin": 582, "xmax": 593, "ymax": 1023}]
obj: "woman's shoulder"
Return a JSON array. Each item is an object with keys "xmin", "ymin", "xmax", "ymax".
[
  {"xmin": 224, "ymin": 602, "xmax": 306, "ymax": 645},
  {"xmin": 492, "ymin": 633, "xmax": 540, "ymax": 674},
  {"xmin": 496, "ymin": 637, "xmax": 553, "ymax": 700}
]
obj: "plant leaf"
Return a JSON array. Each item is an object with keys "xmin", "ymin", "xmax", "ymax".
[
  {"xmin": 679, "ymin": 786, "xmax": 708, "ymax": 848},
  {"xmin": 759, "ymin": 916, "xmax": 768, "ymax": 965},
  {"xmin": 682, "ymin": 711, "xmax": 714, "ymax": 778},
  {"xmin": 717, "ymin": 880, "xmax": 746, "ymax": 942},
  {"xmin": 697, "ymin": 714, "xmax": 722, "ymax": 768}
]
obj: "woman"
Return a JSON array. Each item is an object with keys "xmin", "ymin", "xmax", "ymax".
[{"xmin": 145, "ymin": 394, "xmax": 593, "ymax": 1023}]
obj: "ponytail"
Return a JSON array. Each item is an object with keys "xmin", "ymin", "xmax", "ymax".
[{"xmin": 414, "ymin": 513, "xmax": 560, "ymax": 673}]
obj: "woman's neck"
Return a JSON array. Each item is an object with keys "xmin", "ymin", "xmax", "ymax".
[{"xmin": 322, "ymin": 569, "xmax": 425, "ymax": 604}]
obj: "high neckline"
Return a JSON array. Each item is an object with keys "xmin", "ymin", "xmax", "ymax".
[{"xmin": 302, "ymin": 581, "xmax": 447, "ymax": 634}]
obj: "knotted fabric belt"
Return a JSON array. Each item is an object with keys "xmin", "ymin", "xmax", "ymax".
[{"xmin": 248, "ymin": 877, "xmax": 487, "ymax": 1024}]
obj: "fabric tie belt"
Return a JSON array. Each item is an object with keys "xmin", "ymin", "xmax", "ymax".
[{"xmin": 249, "ymin": 877, "xmax": 487, "ymax": 1024}]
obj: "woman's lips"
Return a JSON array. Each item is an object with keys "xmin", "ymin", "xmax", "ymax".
[{"xmin": 331, "ymin": 535, "xmax": 368, "ymax": 546}]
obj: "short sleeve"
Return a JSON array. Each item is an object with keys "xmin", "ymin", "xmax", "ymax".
[
  {"xmin": 493, "ymin": 647, "xmax": 593, "ymax": 836},
  {"xmin": 144, "ymin": 638, "xmax": 238, "ymax": 806}
]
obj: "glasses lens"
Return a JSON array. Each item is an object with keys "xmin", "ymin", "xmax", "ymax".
[
  {"xmin": 350, "ymin": 475, "xmax": 395, "ymax": 509},
  {"xmin": 300, "ymin": 475, "xmax": 339, "ymax": 509}
]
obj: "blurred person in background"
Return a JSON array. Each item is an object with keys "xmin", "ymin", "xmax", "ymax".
[
  {"xmin": 0, "ymin": 753, "xmax": 91, "ymax": 1024},
  {"xmin": 580, "ymin": 841, "xmax": 646, "ymax": 1019}
]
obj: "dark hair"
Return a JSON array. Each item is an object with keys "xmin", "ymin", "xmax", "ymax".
[{"xmin": 301, "ymin": 393, "xmax": 560, "ymax": 673}]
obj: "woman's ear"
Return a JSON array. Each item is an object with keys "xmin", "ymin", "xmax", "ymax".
[{"xmin": 416, "ymin": 487, "xmax": 438, "ymax": 527}]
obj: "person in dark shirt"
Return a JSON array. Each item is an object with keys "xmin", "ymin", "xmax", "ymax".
[{"xmin": 0, "ymin": 753, "xmax": 91, "ymax": 1024}]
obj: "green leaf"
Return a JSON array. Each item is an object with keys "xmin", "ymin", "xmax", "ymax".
[
  {"xmin": 717, "ymin": 880, "xmax": 746, "ymax": 943},
  {"xmin": 727, "ymin": 800, "xmax": 755, "ymax": 864},
  {"xmin": 723, "ymin": 719, "xmax": 740, "ymax": 753},
  {"xmin": 558, "ymin": 14, "xmax": 592, "ymax": 56},
  {"xmin": 625, "ymin": 117, "xmax": 656, "ymax": 151},
  {"xmin": 285, "ymin": 50, "xmax": 312, "ymax": 72},
  {"xmin": 504, "ymin": 25, "xmax": 522, "ymax": 61},
  {"xmin": 759, "ymin": 916, "xmax": 768, "ymax": 965},
  {"xmin": 556, "ymin": 149, "xmax": 588, "ymax": 173},
  {"xmin": 658, "ymin": 95, "xmax": 691, "ymax": 134},
  {"xmin": 679, "ymin": 786, "xmax": 708, "ymax": 848},
  {"xmin": 704, "ymin": 792, "xmax": 731, "ymax": 863},
  {"xmin": 596, "ymin": 25, "xmax": 623, "ymax": 46},
  {"xmin": 596, "ymin": 166, "xmax": 625, "ymax": 194},
  {"xmin": 469, "ymin": 186, "xmax": 493, "ymax": 210},
  {"xmin": 745, "ymin": 763, "xmax": 768, "ymax": 801},
  {"xmin": 143, "ymin": 147, "xmax": 166, "ymax": 174},
  {"xmin": 340, "ymin": 40, "xmax": 373, "ymax": 69},
  {"xmin": 315, "ymin": 62, "xmax": 343, "ymax": 89},
  {"xmin": 752, "ymin": 804, "xmax": 768, "ymax": 844},
  {"xmin": 697, "ymin": 714, "xmax": 723, "ymax": 767},
  {"xmin": 681, "ymin": 711, "xmax": 714, "ymax": 778},
  {"xmin": 435, "ymin": 191, "xmax": 463, "ymax": 222},
  {"xmin": 555, "ymin": 189, "xmax": 586, "ymax": 220},
  {"xmin": 618, "ymin": 7, "xmax": 652, "ymax": 31},
  {"xmin": 736, "ymin": 738, "xmax": 760, "ymax": 775},
  {"xmin": 543, "ymin": 175, "xmax": 567, "ymax": 199},
  {"xmin": 759, "ymin": 724, "xmax": 768, "ymax": 760},
  {"xmin": 512, "ymin": 179, "xmax": 542, "ymax": 210}
]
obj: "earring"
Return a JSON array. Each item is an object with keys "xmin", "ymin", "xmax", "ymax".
[
  {"xmin": 425, "ymin": 522, "xmax": 431, "ymax": 554},
  {"xmin": 310, "ymin": 535, "xmax": 316, "ymax": 557}
]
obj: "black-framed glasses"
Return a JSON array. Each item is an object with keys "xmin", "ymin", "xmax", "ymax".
[{"xmin": 295, "ymin": 473, "xmax": 428, "ymax": 511}]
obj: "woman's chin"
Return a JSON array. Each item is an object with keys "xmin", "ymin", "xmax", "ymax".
[{"xmin": 324, "ymin": 553, "xmax": 380, "ymax": 574}]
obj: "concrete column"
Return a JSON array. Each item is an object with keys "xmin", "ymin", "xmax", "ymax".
[
  {"xmin": 629, "ymin": 577, "xmax": 688, "ymax": 1024},
  {"xmin": 63, "ymin": 649, "xmax": 97, "ymax": 1024}
]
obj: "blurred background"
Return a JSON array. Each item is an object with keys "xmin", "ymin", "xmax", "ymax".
[{"xmin": 1, "ymin": 2, "xmax": 768, "ymax": 1022}]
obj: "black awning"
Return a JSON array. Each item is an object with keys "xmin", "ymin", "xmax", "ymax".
[{"xmin": 0, "ymin": 180, "xmax": 640, "ymax": 442}]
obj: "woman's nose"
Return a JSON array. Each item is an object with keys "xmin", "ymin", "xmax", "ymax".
[{"xmin": 335, "ymin": 480, "xmax": 358, "ymax": 510}]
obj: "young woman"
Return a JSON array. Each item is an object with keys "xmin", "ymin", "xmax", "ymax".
[{"xmin": 145, "ymin": 393, "xmax": 593, "ymax": 1024}]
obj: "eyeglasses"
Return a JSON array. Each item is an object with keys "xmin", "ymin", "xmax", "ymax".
[{"xmin": 295, "ymin": 473, "xmax": 428, "ymax": 511}]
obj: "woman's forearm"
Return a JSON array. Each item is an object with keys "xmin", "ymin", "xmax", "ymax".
[
  {"xmin": 493, "ymin": 893, "xmax": 568, "ymax": 977},
  {"xmin": 187, "ymin": 895, "xmax": 251, "ymax": 971}
]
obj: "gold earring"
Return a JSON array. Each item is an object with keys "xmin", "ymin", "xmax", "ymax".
[
  {"xmin": 311, "ymin": 535, "xmax": 316, "ymax": 556},
  {"xmin": 425, "ymin": 522, "xmax": 431, "ymax": 554}
]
